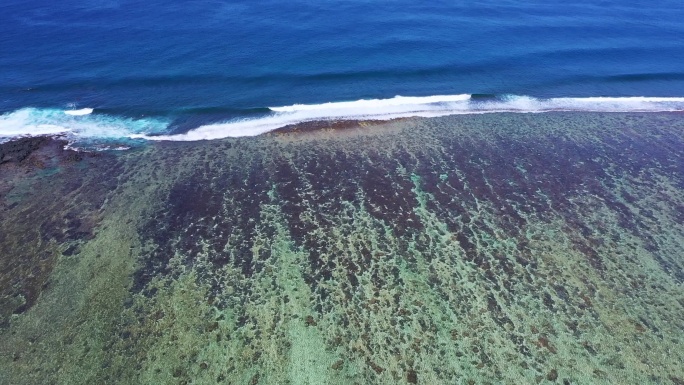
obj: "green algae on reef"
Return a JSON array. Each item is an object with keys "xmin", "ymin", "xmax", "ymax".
[{"xmin": 1, "ymin": 112, "xmax": 683, "ymax": 385}]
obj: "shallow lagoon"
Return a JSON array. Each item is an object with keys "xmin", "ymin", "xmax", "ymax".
[{"xmin": 1, "ymin": 112, "xmax": 683, "ymax": 384}]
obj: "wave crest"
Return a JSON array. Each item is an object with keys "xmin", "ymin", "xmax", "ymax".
[
  {"xmin": 141, "ymin": 95, "xmax": 684, "ymax": 141},
  {"xmin": 3, "ymin": 95, "xmax": 684, "ymax": 144},
  {"xmin": 0, "ymin": 108, "xmax": 168, "ymax": 145}
]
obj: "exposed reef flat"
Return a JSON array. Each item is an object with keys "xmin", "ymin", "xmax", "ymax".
[
  {"xmin": 0, "ymin": 112, "xmax": 683, "ymax": 385},
  {"xmin": 270, "ymin": 118, "xmax": 410, "ymax": 135}
]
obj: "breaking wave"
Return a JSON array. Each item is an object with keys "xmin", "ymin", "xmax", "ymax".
[
  {"xmin": 2, "ymin": 95, "xmax": 684, "ymax": 145},
  {"xmin": 139, "ymin": 95, "xmax": 684, "ymax": 141},
  {"xmin": 0, "ymin": 107, "xmax": 168, "ymax": 146}
]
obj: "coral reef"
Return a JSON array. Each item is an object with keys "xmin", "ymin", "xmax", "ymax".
[{"xmin": 1, "ymin": 112, "xmax": 683, "ymax": 384}]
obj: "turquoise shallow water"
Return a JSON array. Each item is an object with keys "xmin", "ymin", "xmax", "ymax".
[{"xmin": 0, "ymin": 112, "xmax": 682, "ymax": 384}]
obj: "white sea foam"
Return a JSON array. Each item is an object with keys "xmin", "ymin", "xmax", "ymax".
[
  {"xmin": 132, "ymin": 94, "xmax": 473, "ymax": 141},
  {"xmin": 0, "ymin": 108, "xmax": 168, "ymax": 144},
  {"xmin": 2, "ymin": 96, "xmax": 684, "ymax": 144},
  {"xmin": 0, "ymin": 109, "xmax": 72, "ymax": 138},
  {"xmin": 270, "ymin": 94, "xmax": 472, "ymax": 112},
  {"xmin": 140, "ymin": 95, "xmax": 684, "ymax": 141},
  {"xmin": 64, "ymin": 108, "xmax": 94, "ymax": 116}
]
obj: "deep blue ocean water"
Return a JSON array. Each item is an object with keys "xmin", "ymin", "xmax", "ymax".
[{"xmin": 1, "ymin": 0, "xmax": 684, "ymax": 145}]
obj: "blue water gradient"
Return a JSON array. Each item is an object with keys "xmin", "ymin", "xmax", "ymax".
[{"xmin": 1, "ymin": 0, "xmax": 683, "ymax": 138}]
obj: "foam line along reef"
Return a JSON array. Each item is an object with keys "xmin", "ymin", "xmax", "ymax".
[
  {"xmin": 0, "ymin": 108, "xmax": 169, "ymax": 145},
  {"xmin": 139, "ymin": 95, "xmax": 684, "ymax": 141},
  {"xmin": 2, "ymin": 95, "xmax": 684, "ymax": 145}
]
